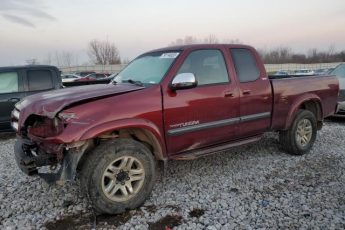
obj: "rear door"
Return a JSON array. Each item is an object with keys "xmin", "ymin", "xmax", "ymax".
[
  {"xmin": 0, "ymin": 70, "xmax": 26, "ymax": 131},
  {"xmin": 230, "ymin": 48, "xmax": 272, "ymax": 137},
  {"xmin": 163, "ymin": 48, "xmax": 240, "ymax": 154}
]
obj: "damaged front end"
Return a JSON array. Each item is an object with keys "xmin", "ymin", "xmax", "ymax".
[{"xmin": 13, "ymin": 112, "xmax": 93, "ymax": 185}]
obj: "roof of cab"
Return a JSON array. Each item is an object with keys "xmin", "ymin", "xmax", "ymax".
[
  {"xmin": 145, "ymin": 44, "xmax": 254, "ymax": 54},
  {"xmin": 0, "ymin": 65, "xmax": 60, "ymax": 71}
]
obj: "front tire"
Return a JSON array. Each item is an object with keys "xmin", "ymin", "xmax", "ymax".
[
  {"xmin": 80, "ymin": 138, "xmax": 156, "ymax": 214},
  {"xmin": 279, "ymin": 110, "xmax": 317, "ymax": 155}
]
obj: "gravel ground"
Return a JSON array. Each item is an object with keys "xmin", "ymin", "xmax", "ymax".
[{"xmin": 0, "ymin": 120, "xmax": 345, "ymax": 229}]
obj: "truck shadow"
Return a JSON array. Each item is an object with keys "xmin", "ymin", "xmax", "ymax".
[
  {"xmin": 325, "ymin": 117, "xmax": 345, "ymax": 125},
  {"xmin": 44, "ymin": 205, "xmax": 185, "ymax": 230},
  {"xmin": 0, "ymin": 132, "xmax": 15, "ymax": 141}
]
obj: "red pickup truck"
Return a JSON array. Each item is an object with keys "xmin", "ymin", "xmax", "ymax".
[{"xmin": 12, "ymin": 44, "xmax": 339, "ymax": 214}]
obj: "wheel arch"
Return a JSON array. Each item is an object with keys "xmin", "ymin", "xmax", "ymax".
[
  {"xmin": 284, "ymin": 94, "xmax": 323, "ymax": 130},
  {"xmin": 79, "ymin": 118, "xmax": 167, "ymax": 161}
]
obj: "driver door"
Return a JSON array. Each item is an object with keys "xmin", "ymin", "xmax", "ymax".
[{"xmin": 163, "ymin": 49, "xmax": 240, "ymax": 154}]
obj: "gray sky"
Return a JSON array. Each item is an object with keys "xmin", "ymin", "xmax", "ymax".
[{"xmin": 0, "ymin": 0, "xmax": 345, "ymax": 66}]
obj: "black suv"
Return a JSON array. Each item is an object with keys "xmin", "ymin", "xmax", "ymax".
[{"xmin": 0, "ymin": 65, "xmax": 62, "ymax": 132}]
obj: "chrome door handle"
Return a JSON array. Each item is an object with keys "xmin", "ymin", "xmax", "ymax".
[
  {"xmin": 242, "ymin": 90, "xmax": 251, "ymax": 95},
  {"xmin": 224, "ymin": 91, "xmax": 234, "ymax": 97}
]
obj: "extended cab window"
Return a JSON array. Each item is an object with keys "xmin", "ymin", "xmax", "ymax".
[
  {"xmin": 231, "ymin": 48, "xmax": 260, "ymax": 82},
  {"xmin": 178, "ymin": 49, "xmax": 229, "ymax": 85},
  {"xmin": 27, "ymin": 70, "xmax": 53, "ymax": 91},
  {"xmin": 0, "ymin": 72, "xmax": 19, "ymax": 94}
]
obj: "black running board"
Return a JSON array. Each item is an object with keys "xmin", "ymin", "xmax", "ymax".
[{"xmin": 171, "ymin": 135, "xmax": 262, "ymax": 160}]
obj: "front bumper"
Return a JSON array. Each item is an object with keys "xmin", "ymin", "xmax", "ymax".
[{"xmin": 334, "ymin": 101, "xmax": 345, "ymax": 117}]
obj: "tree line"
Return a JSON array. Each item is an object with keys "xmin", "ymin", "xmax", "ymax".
[
  {"xmin": 41, "ymin": 39, "xmax": 122, "ymax": 66},
  {"xmin": 258, "ymin": 47, "xmax": 345, "ymax": 64},
  {"xmin": 39, "ymin": 36, "xmax": 345, "ymax": 66},
  {"xmin": 169, "ymin": 35, "xmax": 345, "ymax": 64}
]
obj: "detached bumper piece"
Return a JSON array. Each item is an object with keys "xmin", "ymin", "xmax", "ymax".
[
  {"xmin": 14, "ymin": 137, "xmax": 61, "ymax": 183},
  {"xmin": 14, "ymin": 137, "xmax": 87, "ymax": 185},
  {"xmin": 14, "ymin": 138, "xmax": 38, "ymax": 175}
]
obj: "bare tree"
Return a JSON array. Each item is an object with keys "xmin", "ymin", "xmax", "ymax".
[
  {"xmin": 26, "ymin": 58, "xmax": 38, "ymax": 65},
  {"xmin": 170, "ymin": 38, "xmax": 184, "ymax": 46},
  {"xmin": 170, "ymin": 35, "xmax": 242, "ymax": 46},
  {"xmin": 43, "ymin": 52, "xmax": 52, "ymax": 65},
  {"xmin": 88, "ymin": 39, "xmax": 121, "ymax": 65},
  {"xmin": 184, "ymin": 36, "xmax": 198, "ymax": 45},
  {"xmin": 204, "ymin": 34, "xmax": 219, "ymax": 44},
  {"xmin": 54, "ymin": 51, "xmax": 61, "ymax": 66},
  {"xmin": 41, "ymin": 51, "xmax": 79, "ymax": 67},
  {"xmin": 327, "ymin": 45, "xmax": 335, "ymax": 62},
  {"xmin": 122, "ymin": 57, "xmax": 131, "ymax": 64},
  {"xmin": 169, "ymin": 36, "xmax": 200, "ymax": 46},
  {"xmin": 259, "ymin": 45, "xmax": 345, "ymax": 64},
  {"xmin": 61, "ymin": 51, "xmax": 73, "ymax": 67},
  {"xmin": 222, "ymin": 38, "xmax": 242, "ymax": 44}
]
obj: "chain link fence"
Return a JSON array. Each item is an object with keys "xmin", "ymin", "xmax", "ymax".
[
  {"xmin": 59, "ymin": 64, "xmax": 128, "ymax": 74},
  {"xmin": 264, "ymin": 62, "xmax": 342, "ymax": 73},
  {"xmin": 59, "ymin": 62, "xmax": 343, "ymax": 74}
]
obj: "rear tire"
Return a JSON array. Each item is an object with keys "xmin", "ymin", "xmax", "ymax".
[
  {"xmin": 279, "ymin": 110, "xmax": 317, "ymax": 155},
  {"xmin": 80, "ymin": 138, "xmax": 156, "ymax": 214}
]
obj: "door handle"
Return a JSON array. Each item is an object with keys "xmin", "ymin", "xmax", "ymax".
[
  {"xmin": 242, "ymin": 90, "xmax": 251, "ymax": 95},
  {"xmin": 224, "ymin": 91, "xmax": 234, "ymax": 97},
  {"xmin": 8, "ymin": 98, "xmax": 20, "ymax": 103}
]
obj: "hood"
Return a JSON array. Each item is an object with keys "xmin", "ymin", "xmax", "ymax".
[{"xmin": 17, "ymin": 83, "xmax": 144, "ymax": 120}]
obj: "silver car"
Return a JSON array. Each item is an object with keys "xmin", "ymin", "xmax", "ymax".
[{"xmin": 331, "ymin": 64, "xmax": 345, "ymax": 116}]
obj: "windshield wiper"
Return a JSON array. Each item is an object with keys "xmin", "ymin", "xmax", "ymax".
[{"xmin": 124, "ymin": 79, "xmax": 144, "ymax": 86}]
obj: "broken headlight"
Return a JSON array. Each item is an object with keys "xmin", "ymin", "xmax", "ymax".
[{"xmin": 28, "ymin": 117, "xmax": 64, "ymax": 138}]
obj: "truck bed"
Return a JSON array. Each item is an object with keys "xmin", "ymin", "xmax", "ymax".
[{"xmin": 270, "ymin": 75, "xmax": 339, "ymax": 130}]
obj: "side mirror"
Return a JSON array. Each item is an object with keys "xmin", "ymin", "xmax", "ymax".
[{"xmin": 170, "ymin": 73, "xmax": 197, "ymax": 90}]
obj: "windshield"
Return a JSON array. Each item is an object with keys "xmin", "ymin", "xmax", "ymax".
[
  {"xmin": 113, "ymin": 51, "xmax": 180, "ymax": 85},
  {"xmin": 331, "ymin": 64, "xmax": 345, "ymax": 78}
]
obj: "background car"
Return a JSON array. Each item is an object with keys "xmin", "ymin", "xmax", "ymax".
[
  {"xmin": 74, "ymin": 73, "xmax": 96, "ymax": 82},
  {"xmin": 74, "ymin": 73, "xmax": 110, "ymax": 82},
  {"xmin": 314, "ymin": 68, "xmax": 333, "ymax": 76},
  {"xmin": 105, "ymin": 73, "xmax": 118, "ymax": 82},
  {"xmin": 61, "ymin": 73, "xmax": 81, "ymax": 83},
  {"xmin": 330, "ymin": 64, "xmax": 345, "ymax": 116},
  {"xmin": 73, "ymin": 71, "xmax": 96, "ymax": 77},
  {"xmin": 94, "ymin": 73, "xmax": 110, "ymax": 79},
  {"xmin": 294, "ymin": 69, "xmax": 315, "ymax": 76},
  {"xmin": 62, "ymin": 72, "xmax": 115, "ymax": 86},
  {"xmin": 0, "ymin": 65, "xmax": 61, "ymax": 132},
  {"xmin": 273, "ymin": 70, "xmax": 289, "ymax": 76}
]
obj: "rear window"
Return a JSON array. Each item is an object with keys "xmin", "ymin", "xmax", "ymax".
[
  {"xmin": 27, "ymin": 70, "xmax": 53, "ymax": 91},
  {"xmin": 0, "ymin": 72, "xmax": 19, "ymax": 94},
  {"xmin": 231, "ymin": 48, "xmax": 260, "ymax": 83}
]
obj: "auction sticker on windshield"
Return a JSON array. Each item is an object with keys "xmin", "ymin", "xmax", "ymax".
[{"xmin": 160, "ymin": 52, "xmax": 179, "ymax": 58}]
